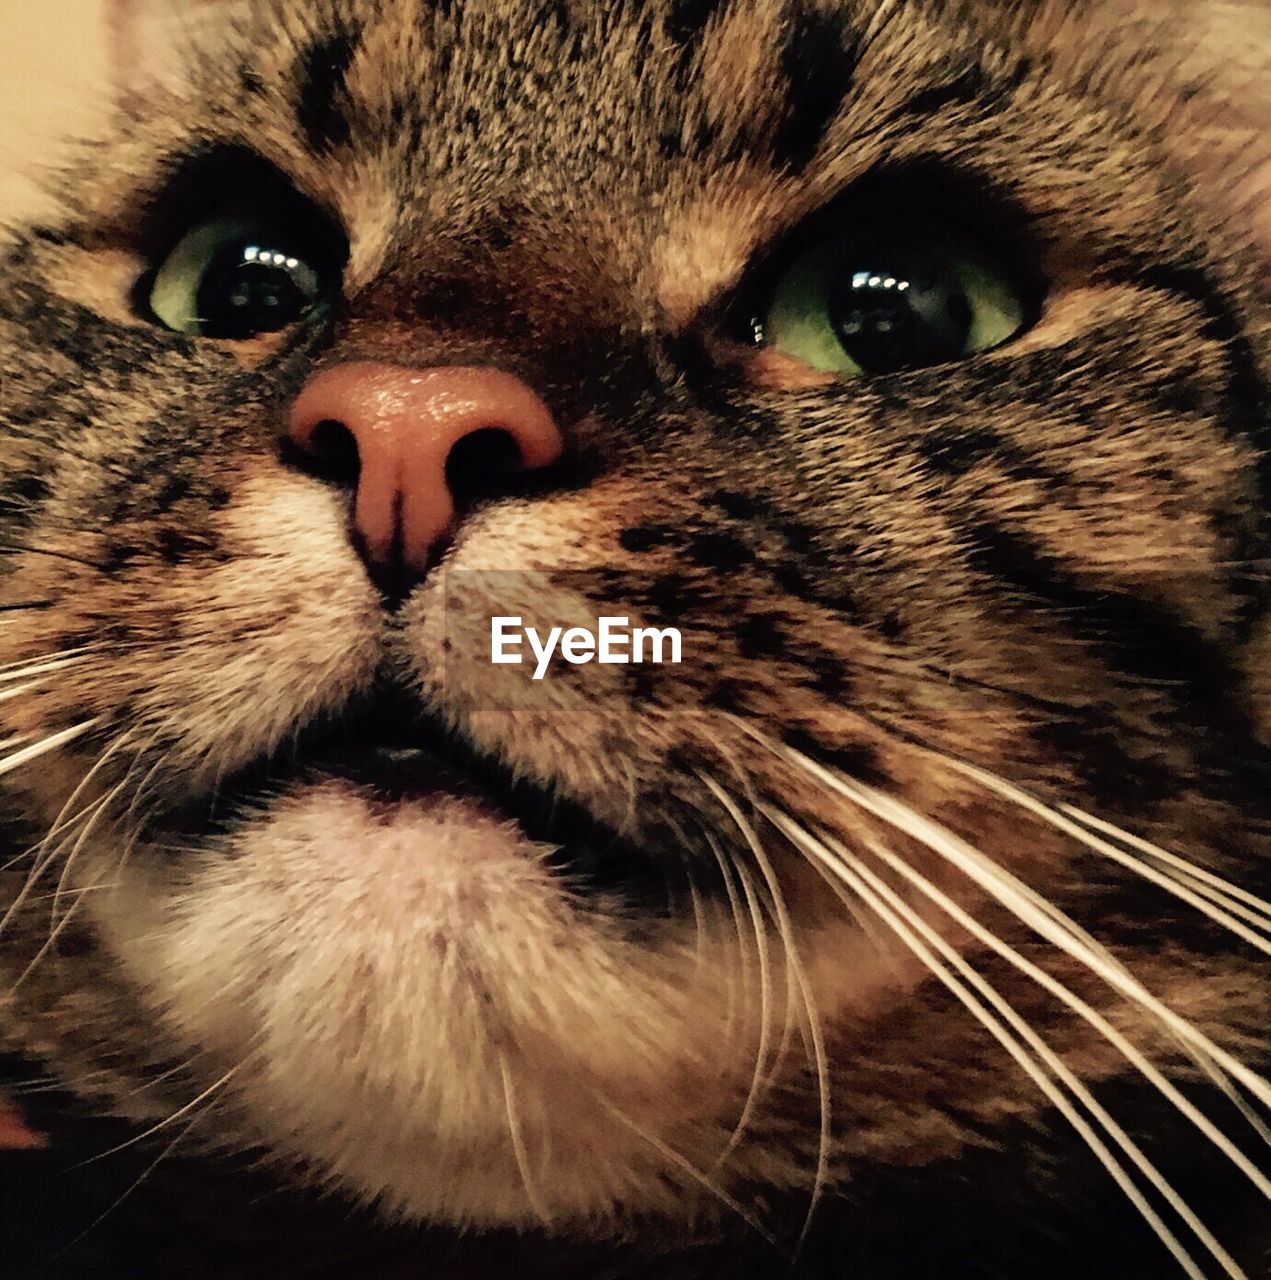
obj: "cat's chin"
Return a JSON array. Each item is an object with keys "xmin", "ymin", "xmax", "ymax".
[
  {"xmin": 89, "ymin": 768, "xmax": 780, "ymax": 1228},
  {"xmin": 235, "ymin": 778, "xmax": 560, "ymax": 888}
]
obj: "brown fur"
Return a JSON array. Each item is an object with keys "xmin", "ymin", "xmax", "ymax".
[{"xmin": 0, "ymin": 1, "xmax": 1268, "ymax": 1276}]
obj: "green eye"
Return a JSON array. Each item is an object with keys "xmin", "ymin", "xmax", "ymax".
[
  {"xmin": 757, "ymin": 216, "xmax": 1027, "ymax": 376},
  {"xmin": 148, "ymin": 218, "xmax": 331, "ymax": 339}
]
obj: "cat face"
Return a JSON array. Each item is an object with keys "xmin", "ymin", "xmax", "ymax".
[{"xmin": 0, "ymin": 0, "xmax": 1267, "ymax": 1263}]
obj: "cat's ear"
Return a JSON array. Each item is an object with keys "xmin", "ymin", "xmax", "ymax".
[{"xmin": 108, "ymin": 0, "xmax": 247, "ymax": 100}]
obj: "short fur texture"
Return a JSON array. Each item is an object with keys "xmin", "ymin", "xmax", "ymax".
[{"xmin": 0, "ymin": 1, "xmax": 1268, "ymax": 1276}]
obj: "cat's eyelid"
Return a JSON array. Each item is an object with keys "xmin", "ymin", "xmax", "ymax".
[{"xmin": 132, "ymin": 146, "xmax": 349, "ymax": 273}]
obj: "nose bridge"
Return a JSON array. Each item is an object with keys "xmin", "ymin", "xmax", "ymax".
[
  {"xmin": 356, "ymin": 199, "xmax": 634, "ymax": 359},
  {"xmin": 288, "ymin": 362, "xmax": 565, "ymax": 575}
]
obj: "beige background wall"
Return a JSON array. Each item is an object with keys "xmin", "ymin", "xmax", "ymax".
[{"xmin": 0, "ymin": 2, "xmax": 111, "ymax": 226}]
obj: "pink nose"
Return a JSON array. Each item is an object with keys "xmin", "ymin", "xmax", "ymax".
[{"xmin": 288, "ymin": 363, "xmax": 564, "ymax": 574}]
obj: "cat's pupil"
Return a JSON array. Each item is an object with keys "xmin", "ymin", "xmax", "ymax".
[
  {"xmin": 828, "ymin": 238, "xmax": 973, "ymax": 374},
  {"xmin": 196, "ymin": 242, "xmax": 314, "ymax": 339}
]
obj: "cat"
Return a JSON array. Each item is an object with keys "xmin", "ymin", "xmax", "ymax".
[{"xmin": 0, "ymin": 0, "xmax": 1268, "ymax": 1276}]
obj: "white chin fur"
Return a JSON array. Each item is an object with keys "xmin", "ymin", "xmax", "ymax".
[{"xmin": 89, "ymin": 780, "xmax": 772, "ymax": 1225}]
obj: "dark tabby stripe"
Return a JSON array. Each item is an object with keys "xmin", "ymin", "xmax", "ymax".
[
  {"xmin": 656, "ymin": 0, "xmax": 732, "ymax": 151},
  {"xmin": 894, "ymin": 52, "xmax": 1032, "ymax": 121},
  {"xmin": 539, "ymin": 0, "xmax": 574, "ymax": 35},
  {"xmin": 1130, "ymin": 264, "xmax": 1271, "ymax": 634},
  {"xmin": 962, "ymin": 517, "xmax": 1271, "ymax": 804},
  {"xmin": 964, "ymin": 518, "xmax": 1245, "ymax": 713},
  {"xmin": 780, "ymin": 726, "xmax": 891, "ymax": 789},
  {"xmin": 899, "ymin": 59, "xmax": 991, "ymax": 119},
  {"xmin": 0, "ymin": 473, "xmax": 51, "ymax": 531},
  {"xmin": 1133, "ymin": 264, "xmax": 1271, "ymax": 456},
  {"xmin": 238, "ymin": 66, "xmax": 267, "ymax": 97},
  {"xmin": 916, "ymin": 424, "xmax": 1065, "ymax": 488},
  {"xmin": 772, "ymin": 6, "xmax": 858, "ymax": 171},
  {"xmin": 663, "ymin": 0, "xmax": 730, "ymax": 46},
  {"xmin": 295, "ymin": 25, "xmax": 361, "ymax": 153}
]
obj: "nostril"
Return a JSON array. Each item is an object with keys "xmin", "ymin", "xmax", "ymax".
[
  {"xmin": 309, "ymin": 419, "xmax": 360, "ymax": 468},
  {"xmin": 287, "ymin": 363, "xmax": 565, "ymax": 580},
  {"xmin": 282, "ymin": 418, "xmax": 361, "ymax": 487},
  {"xmin": 445, "ymin": 427, "xmax": 523, "ymax": 507}
]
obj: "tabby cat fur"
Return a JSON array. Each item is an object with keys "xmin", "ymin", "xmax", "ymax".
[{"xmin": 0, "ymin": 1, "xmax": 1268, "ymax": 1276}]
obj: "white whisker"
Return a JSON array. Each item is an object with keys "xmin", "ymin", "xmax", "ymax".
[
  {"xmin": 696, "ymin": 729, "xmax": 802, "ymax": 1097},
  {"xmin": 18, "ymin": 882, "xmax": 121, "ymax": 906},
  {"xmin": 947, "ymin": 762, "xmax": 1270, "ymax": 952},
  {"xmin": 11, "ymin": 869, "xmax": 101, "ymax": 992},
  {"xmin": 0, "ymin": 728, "xmax": 136, "ymax": 941},
  {"xmin": 497, "ymin": 1052, "xmax": 553, "ymax": 1227},
  {"xmin": 1057, "ymin": 802, "xmax": 1271, "ymax": 926},
  {"xmin": 930, "ymin": 759, "xmax": 1271, "ymax": 1144},
  {"xmin": 705, "ymin": 833, "xmax": 777, "ymax": 1173},
  {"xmin": 0, "ymin": 718, "xmax": 99, "ymax": 778},
  {"xmin": 46, "ymin": 1109, "xmax": 209, "ymax": 1271},
  {"xmin": 702, "ymin": 775, "xmax": 831, "ymax": 1256},
  {"xmin": 758, "ymin": 734, "xmax": 1271, "ymax": 1115},
  {"xmin": 819, "ymin": 821, "xmax": 1270, "ymax": 1195},
  {"xmin": 0, "ymin": 679, "xmax": 47, "ymax": 705},
  {"xmin": 699, "ymin": 828, "xmax": 751, "ymax": 1045},
  {"xmin": 772, "ymin": 813, "xmax": 1229, "ymax": 1280},
  {"xmin": 72, "ymin": 1065, "xmax": 239, "ymax": 1167},
  {"xmin": 0, "ymin": 791, "xmax": 114, "ymax": 941},
  {"xmin": 35, "ymin": 727, "xmax": 140, "ymax": 862},
  {"xmin": 0, "ymin": 649, "xmax": 93, "ymax": 680},
  {"xmin": 598, "ymin": 1095, "xmax": 780, "ymax": 1248},
  {"xmin": 699, "ymin": 834, "xmax": 758, "ymax": 1127},
  {"xmin": 50, "ymin": 775, "xmax": 132, "ymax": 933}
]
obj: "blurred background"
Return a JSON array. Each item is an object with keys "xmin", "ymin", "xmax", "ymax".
[{"xmin": 0, "ymin": 2, "xmax": 111, "ymax": 227}]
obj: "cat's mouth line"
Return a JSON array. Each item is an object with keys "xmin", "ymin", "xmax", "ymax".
[{"xmin": 157, "ymin": 696, "xmax": 674, "ymax": 902}]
